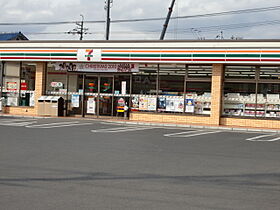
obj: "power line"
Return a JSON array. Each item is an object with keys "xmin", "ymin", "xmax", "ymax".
[
  {"xmin": 24, "ymin": 18, "xmax": 280, "ymax": 36},
  {"xmin": 0, "ymin": 5, "xmax": 280, "ymax": 26}
]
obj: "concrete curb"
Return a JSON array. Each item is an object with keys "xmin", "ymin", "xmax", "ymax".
[
  {"xmin": 105, "ymin": 120, "xmax": 280, "ymax": 133},
  {"xmin": 1, "ymin": 113, "xmax": 279, "ymax": 133}
]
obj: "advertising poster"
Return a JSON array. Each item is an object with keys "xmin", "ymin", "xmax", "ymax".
[
  {"xmin": 117, "ymin": 97, "xmax": 125, "ymax": 113},
  {"xmin": 29, "ymin": 92, "xmax": 35, "ymax": 107},
  {"xmin": 71, "ymin": 94, "xmax": 80, "ymax": 108},
  {"xmin": 139, "ymin": 97, "xmax": 148, "ymax": 111},
  {"xmin": 87, "ymin": 98, "xmax": 96, "ymax": 114},
  {"xmin": 121, "ymin": 81, "xmax": 127, "ymax": 94},
  {"xmin": 166, "ymin": 98, "xmax": 175, "ymax": 112},
  {"xmin": 185, "ymin": 99, "xmax": 195, "ymax": 113},
  {"xmin": 148, "ymin": 97, "xmax": 157, "ymax": 111},
  {"xmin": 131, "ymin": 96, "xmax": 139, "ymax": 110},
  {"xmin": 174, "ymin": 98, "xmax": 184, "ymax": 113},
  {"xmin": 6, "ymin": 82, "xmax": 18, "ymax": 91},
  {"xmin": 158, "ymin": 98, "xmax": 166, "ymax": 111}
]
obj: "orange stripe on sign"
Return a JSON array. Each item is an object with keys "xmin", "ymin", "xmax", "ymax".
[
  {"xmin": 261, "ymin": 50, "xmax": 280, "ymax": 53},
  {"xmin": 226, "ymin": 50, "xmax": 261, "ymax": 53}
]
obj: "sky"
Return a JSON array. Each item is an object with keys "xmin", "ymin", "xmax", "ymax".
[{"xmin": 0, "ymin": 0, "xmax": 280, "ymax": 40}]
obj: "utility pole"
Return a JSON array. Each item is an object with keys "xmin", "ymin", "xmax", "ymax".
[
  {"xmin": 68, "ymin": 14, "xmax": 88, "ymax": 40},
  {"xmin": 160, "ymin": 0, "xmax": 176, "ymax": 40},
  {"xmin": 105, "ymin": 0, "xmax": 113, "ymax": 40}
]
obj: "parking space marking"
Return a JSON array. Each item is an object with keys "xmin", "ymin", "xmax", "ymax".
[
  {"xmin": 26, "ymin": 121, "xmax": 80, "ymax": 128},
  {"xmin": 0, "ymin": 118, "xmax": 38, "ymax": 126},
  {"xmin": 26, "ymin": 121, "xmax": 94, "ymax": 129},
  {"xmin": 164, "ymin": 130, "xmax": 221, "ymax": 138},
  {"xmin": 246, "ymin": 134, "xmax": 280, "ymax": 142},
  {"xmin": 91, "ymin": 126, "xmax": 156, "ymax": 133},
  {"xmin": 29, "ymin": 122, "xmax": 93, "ymax": 129}
]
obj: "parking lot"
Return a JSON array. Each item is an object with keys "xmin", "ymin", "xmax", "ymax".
[{"xmin": 0, "ymin": 116, "xmax": 279, "ymax": 210}]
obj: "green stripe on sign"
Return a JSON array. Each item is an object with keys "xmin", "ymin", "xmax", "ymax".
[
  {"xmin": 161, "ymin": 54, "xmax": 192, "ymax": 57},
  {"xmin": 102, "ymin": 53, "xmax": 192, "ymax": 58},
  {"xmin": 261, "ymin": 54, "xmax": 280, "ymax": 57},
  {"xmin": 226, "ymin": 54, "xmax": 260, "ymax": 57},
  {"xmin": 193, "ymin": 54, "xmax": 225, "ymax": 57},
  {"xmin": 102, "ymin": 54, "xmax": 130, "ymax": 57}
]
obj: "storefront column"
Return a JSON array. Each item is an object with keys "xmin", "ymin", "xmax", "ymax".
[
  {"xmin": 34, "ymin": 62, "xmax": 46, "ymax": 115},
  {"xmin": 210, "ymin": 64, "xmax": 224, "ymax": 125}
]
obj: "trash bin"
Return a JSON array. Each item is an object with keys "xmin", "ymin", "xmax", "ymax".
[
  {"xmin": 49, "ymin": 96, "xmax": 64, "ymax": 117},
  {"xmin": 37, "ymin": 96, "xmax": 48, "ymax": 116},
  {"xmin": 44, "ymin": 96, "xmax": 54, "ymax": 116}
]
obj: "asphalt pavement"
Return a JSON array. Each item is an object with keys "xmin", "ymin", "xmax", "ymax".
[{"xmin": 0, "ymin": 117, "xmax": 279, "ymax": 210}]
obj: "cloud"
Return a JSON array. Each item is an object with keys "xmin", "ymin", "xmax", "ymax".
[{"xmin": 1, "ymin": 0, "xmax": 280, "ymax": 40}]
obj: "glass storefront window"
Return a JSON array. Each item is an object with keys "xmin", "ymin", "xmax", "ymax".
[
  {"xmin": 223, "ymin": 65, "xmax": 280, "ymax": 119},
  {"xmin": 159, "ymin": 64, "xmax": 185, "ymax": 96},
  {"xmin": 2, "ymin": 62, "xmax": 35, "ymax": 107}
]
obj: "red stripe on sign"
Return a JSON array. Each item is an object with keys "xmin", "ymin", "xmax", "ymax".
[
  {"xmin": 261, "ymin": 59, "xmax": 280, "ymax": 62},
  {"xmin": 161, "ymin": 59, "xmax": 192, "ymax": 61},
  {"xmin": 102, "ymin": 58, "xmax": 162, "ymax": 61},
  {"xmin": 226, "ymin": 59, "xmax": 260, "ymax": 62},
  {"xmin": 193, "ymin": 59, "xmax": 226, "ymax": 61}
]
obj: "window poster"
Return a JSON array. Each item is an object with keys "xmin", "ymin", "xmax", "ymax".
[
  {"xmin": 185, "ymin": 99, "xmax": 195, "ymax": 113},
  {"xmin": 148, "ymin": 97, "xmax": 157, "ymax": 111},
  {"xmin": 71, "ymin": 94, "xmax": 80, "ymax": 108},
  {"xmin": 158, "ymin": 97, "xmax": 166, "ymax": 111},
  {"xmin": 29, "ymin": 92, "xmax": 35, "ymax": 107},
  {"xmin": 166, "ymin": 98, "xmax": 184, "ymax": 112},
  {"xmin": 131, "ymin": 96, "xmax": 139, "ymax": 110},
  {"xmin": 174, "ymin": 98, "xmax": 184, "ymax": 113},
  {"xmin": 87, "ymin": 98, "xmax": 96, "ymax": 114},
  {"xmin": 166, "ymin": 98, "xmax": 175, "ymax": 112},
  {"xmin": 139, "ymin": 97, "xmax": 148, "ymax": 111}
]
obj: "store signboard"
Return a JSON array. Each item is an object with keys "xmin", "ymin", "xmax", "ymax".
[
  {"xmin": 54, "ymin": 62, "xmax": 139, "ymax": 73},
  {"xmin": 77, "ymin": 49, "xmax": 102, "ymax": 62}
]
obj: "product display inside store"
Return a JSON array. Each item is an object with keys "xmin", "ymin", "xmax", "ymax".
[{"xmin": 223, "ymin": 66, "xmax": 280, "ymax": 118}]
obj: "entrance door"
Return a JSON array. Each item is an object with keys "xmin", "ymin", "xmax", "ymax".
[{"xmin": 99, "ymin": 76, "xmax": 113, "ymax": 116}]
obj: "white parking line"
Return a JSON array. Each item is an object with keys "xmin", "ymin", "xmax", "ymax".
[
  {"xmin": 26, "ymin": 121, "xmax": 80, "ymax": 128},
  {"xmin": 91, "ymin": 126, "xmax": 156, "ymax": 133},
  {"xmin": 246, "ymin": 134, "xmax": 280, "ymax": 142},
  {"xmin": 164, "ymin": 130, "xmax": 221, "ymax": 138},
  {"xmin": 31, "ymin": 122, "xmax": 93, "ymax": 129},
  {"xmin": 0, "ymin": 121, "xmax": 37, "ymax": 126}
]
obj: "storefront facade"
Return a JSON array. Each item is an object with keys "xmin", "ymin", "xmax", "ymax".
[{"xmin": 1, "ymin": 40, "xmax": 280, "ymax": 129}]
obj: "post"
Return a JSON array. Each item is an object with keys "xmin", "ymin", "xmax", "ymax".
[
  {"xmin": 210, "ymin": 64, "xmax": 224, "ymax": 125},
  {"xmin": 0, "ymin": 61, "xmax": 4, "ymax": 100},
  {"xmin": 105, "ymin": 0, "xmax": 111, "ymax": 40},
  {"xmin": 160, "ymin": 0, "xmax": 176, "ymax": 40},
  {"xmin": 0, "ymin": 61, "xmax": 4, "ymax": 111},
  {"xmin": 82, "ymin": 74, "xmax": 85, "ymax": 117}
]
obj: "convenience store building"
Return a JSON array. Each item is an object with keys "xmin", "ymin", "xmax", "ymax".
[{"xmin": 1, "ymin": 40, "xmax": 280, "ymax": 129}]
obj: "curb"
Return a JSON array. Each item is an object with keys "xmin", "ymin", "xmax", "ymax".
[
  {"xmin": 105, "ymin": 120, "xmax": 280, "ymax": 133},
  {"xmin": 1, "ymin": 113, "xmax": 279, "ymax": 133}
]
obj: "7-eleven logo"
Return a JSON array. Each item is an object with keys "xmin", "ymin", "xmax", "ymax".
[
  {"xmin": 77, "ymin": 49, "xmax": 101, "ymax": 62},
  {"xmin": 85, "ymin": 49, "xmax": 93, "ymax": 61}
]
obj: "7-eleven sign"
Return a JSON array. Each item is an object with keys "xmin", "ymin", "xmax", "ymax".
[{"xmin": 77, "ymin": 49, "xmax": 101, "ymax": 62}]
